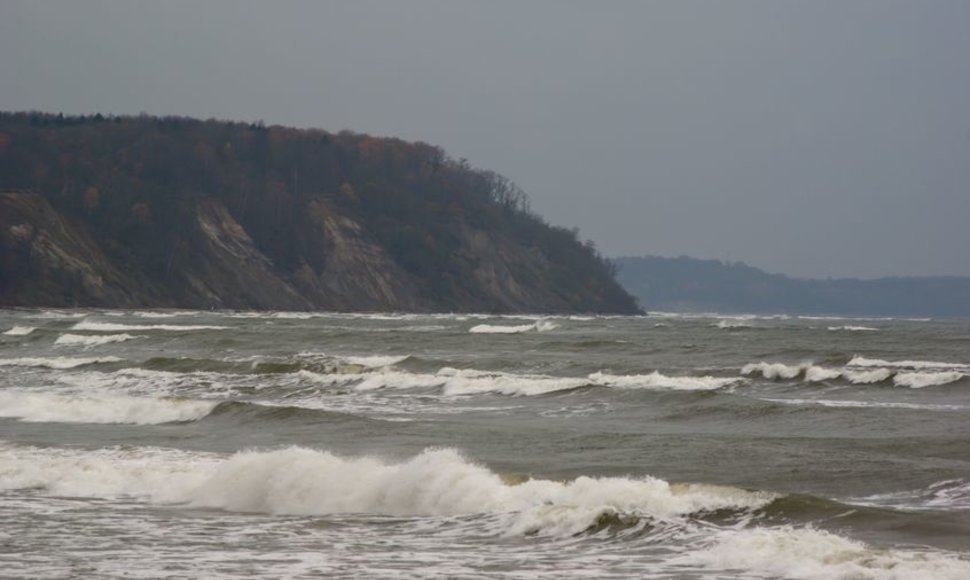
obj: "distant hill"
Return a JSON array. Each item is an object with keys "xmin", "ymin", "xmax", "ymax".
[
  {"xmin": 0, "ymin": 112, "xmax": 639, "ymax": 313},
  {"xmin": 615, "ymin": 255, "xmax": 970, "ymax": 318}
]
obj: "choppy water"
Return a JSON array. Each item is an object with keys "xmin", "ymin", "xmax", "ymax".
[{"xmin": 1, "ymin": 309, "xmax": 969, "ymax": 579}]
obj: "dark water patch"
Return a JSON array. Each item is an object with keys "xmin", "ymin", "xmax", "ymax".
[
  {"xmin": 140, "ymin": 356, "xmax": 245, "ymax": 374},
  {"xmin": 206, "ymin": 400, "xmax": 374, "ymax": 425},
  {"xmin": 757, "ymin": 494, "xmax": 970, "ymax": 551}
]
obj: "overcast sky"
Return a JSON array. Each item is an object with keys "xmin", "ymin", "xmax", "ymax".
[{"xmin": 2, "ymin": 1, "xmax": 968, "ymax": 278}]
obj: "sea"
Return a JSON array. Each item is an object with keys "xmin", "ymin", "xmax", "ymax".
[{"xmin": 1, "ymin": 308, "xmax": 968, "ymax": 579}]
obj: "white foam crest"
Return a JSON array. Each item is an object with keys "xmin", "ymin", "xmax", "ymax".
[
  {"xmin": 759, "ymin": 397, "xmax": 965, "ymax": 411},
  {"xmin": 352, "ymin": 367, "xmax": 586, "ymax": 397},
  {"xmin": 54, "ymin": 333, "xmax": 141, "ymax": 347},
  {"xmin": 741, "ymin": 362, "xmax": 807, "ymax": 380},
  {"xmin": 0, "ymin": 445, "xmax": 776, "ymax": 536},
  {"xmin": 436, "ymin": 368, "xmax": 585, "ymax": 396},
  {"xmin": 36, "ymin": 310, "xmax": 86, "ymax": 319},
  {"xmin": 589, "ymin": 371, "xmax": 738, "ymax": 391},
  {"xmin": 398, "ymin": 324, "xmax": 449, "ymax": 332},
  {"xmin": 0, "ymin": 391, "xmax": 217, "ymax": 424},
  {"xmin": 270, "ymin": 311, "xmax": 318, "ymax": 319},
  {"xmin": 343, "ymin": 355, "xmax": 409, "ymax": 368},
  {"xmin": 2, "ymin": 326, "xmax": 35, "ymax": 336},
  {"xmin": 128, "ymin": 311, "xmax": 199, "ymax": 318},
  {"xmin": 851, "ymin": 479, "xmax": 970, "ymax": 512},
  {"xmin": 469, "ymin": 323, "xmax": 535, "ymax": 334},
  {"xmin": 716, "ymin": 319, "xmax": 754, "ymax": 329},
  {"xmin": 843, "ymin": 368, "xmax": 894, "ymax": 384},
  {"xmin": 72, "ymin": 321, "xmax": 227, "ymax": 332},
  {"xmin": 893, "ymin": 371, "xmax": 964, "ymax": 388},
  {"xmin": 804, "ymin": 366, "xmax": 843, "ymax": 382},
  {"xmin": 827, "ymin": 325, "xmax": 878, "ymax": 332},
  {"xmin": 0, "ymin": 356, "xmax": 122, "ymax": 369},
  {"xmin": 677, "ymin": 526, "xmax": 970, "ymax": 580},
  {"xmin": 469, "ymin": 320, "xmax": 558, "ymax": 334},
  {"xmin": 848, "ymin": 356, "xmax": 966, "ymax": 370},
  {"xmin": 0, "ymin": 444, "xmax": 217, "ymax": 501}
]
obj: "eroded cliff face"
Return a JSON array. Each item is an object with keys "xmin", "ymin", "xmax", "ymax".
[
  {"xmin": 288, "ymin": 199, "xmax": 425, "ymax": 311},
  {"xmin": 1, "ymin": 190, "xmax": 635, "ymax": 312},
  {"xmin": 0, "ymin": 192, "xmax": 143, "ymax": 307},
  {"xmin": 0, "ymin": 113, "xmax": 640, "ymax": 313},
  {"xmin": 0, "ymin": 192, "xmax": 426, "ymax": 311}
]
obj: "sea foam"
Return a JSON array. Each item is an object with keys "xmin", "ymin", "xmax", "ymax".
[
  {"xmin": 0, "ymin": 356, "xmax": 122, "ymax": 369},
  {"xmin": 893, "ymin": 371, "xmax": 964, "ymax": 388},
  {"xmin": 72, "ymin": 321, "xmax": 227, "ymax": 332},
  {"xmin": 0, "ymin": 445, "xmax": 775, "ymax": 537},
  {"xmin": 2, "ymin": 326, "xmax": 35, "ymax": 336},
  {"xmin": 0, "ymin": 391, "xmax": 217, "ymax": 424},
  {"xmin": 742, "ymin": 360, "xmax": 963, "ymax": 388},
  {"xmin": 54, "ymin": 333, "xmax": 141, "ymax": 347},
  {"xmin": 848, "ymin": 356, "xmax": 966, "ymax": 371},
  {"xmin": 589, "ymin": 371, "xmax": 738, "ymax": 391},
  {"xmin": 678, "ymin": 526, "xmax": 970, "ymax": 580},
  {"xmin": 469, "ymin": 321, "xmax": 558, "ymax": 334},
  {"xmin": 741, "ymin": 362, "xmax": 807, "ymax": 380}
]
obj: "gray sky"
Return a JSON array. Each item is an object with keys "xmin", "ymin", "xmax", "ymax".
[{"xmin": 2, "ymin": 1, "xmax": 968, "ymax": 278}]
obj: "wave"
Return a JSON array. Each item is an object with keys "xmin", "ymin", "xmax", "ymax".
[
  {"xmin": 827, "ymin": 326, "xmax": 878, "ymax": 332},
  {"xmin": 589, "ymin": 371, "xmax": 739, "ymax": 391},
  {"xmin": 742, "ymin": 362, "xmax": 808, "ymax": 380},
  {"xmin": 676, "ymin": 526, "xmax": 970, "ymax": 580},
  {"xmin": 72, "ymin": 320, "xmax": 227, "ymax": 332},
  {"xmin": 843, "ymin": 368, "xmax": 894, "ymax": 384},
  {"xmin": 469, "ymin": 320, "xmax": 558, "ymax": 334},
  {"xmin": 0, "ymin": 390, "xmax": 217, "ymax": 424},
  {"xmin": 848, "ymin": 356, "xmax": 967, "ymax": 371},
  {"xmin": 101, "ymin": 310, "xmax": 199, "ymax": 318},
  {"xmin": 0, "ymin": 445, "xmax": 775, "ymax": 537},
  {"xmin": 311, "ymin": 365, "xmax": 743, "ymax": 397},
  {"xmin": 2, "ymin": 326, "xmax": 35, "ymax": 336},
  {"xmin": 758, "ymin": 397, "xmax": 966, "ymax": 412},
  {"xmin": 36, "ymin": 310, "xmax": 86, "ymax": 319},
  {"xmin": 715, "ymin": 319, "xmax": 755, "ymax": 329},
  {"xmin": 54, "ymin": 333, "xmax": 141, "ymax": 347},
  {"xmin": 348, "ymin": 367, "xmax": 588, "ymax": 396},
  {"xmin": 0, "ymin": 356, "xmax": 122, "ymax": 369},
  {"xmin": 849, "ymin": 479, "xmax": 970, "ymax": 512},
  {"xmin": 205, "ymin": 400, "xmax": 373, "ymax": 424},
  {"xmin": 893, "ymin": 371, "xmax": 965, "ymax": 388},
  {"xmin": 341, "ymin": 354, "xmax": 410, "ymax": 368},
  {"xmin": 743, "ymin": 361, "xmax": 965, "ymax": 388}
]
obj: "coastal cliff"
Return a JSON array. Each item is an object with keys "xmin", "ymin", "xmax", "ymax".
[{"xmin": 0, "ymin": 112, "xmax": 638, "ymax": 313}]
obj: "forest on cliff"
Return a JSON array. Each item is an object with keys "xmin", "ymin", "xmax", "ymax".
[{"xmin": 0, "ymin": 112, "xmax": 638, "ymax": 313}]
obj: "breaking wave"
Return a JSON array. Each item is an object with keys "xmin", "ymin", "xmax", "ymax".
[
  {"xmin": 469, "ymin": 320, "xmax": 559, "ymax": 334},
  {"xmin": 0, "ymin": 356, "xmax": 122, "ymax": 369},
  {"xmin": 302, "ymin": 366, "xmax": 743, "ymax": 396},
  {"xmin": 589, "ymin": 371, "xmax": 739, "ymax": 391},
  {"xmin": 677, "ymin": 526, "xmax": 970, "ymax": 580},
  {"xmin": 0, "ymin": 391, "xmax": 217, "ymax": 424},
  {"xmin": 847, "ymin": 356, "xmax": 967, "ymax": 371},
  {"xmin": 849, "ymin": 479, "xmax": 970, "ymax": 512},
  {"xmin": 54, "ymin": 333, "xmax": 141, "ymax": 347},
  {"xmin": 0, "ymin": 444, "xmax": 774, "ymax": 537},
  {"xmin": 72, "ymin": 320, "xmax": 227, "ymax": 332},
  {"xmin": 743, "ymin": 361, "xmax": 965, "ymax": 388},
  {"xmin": 2, "ymin": 326, "xmax": 35, "ymax": 336},
  {"xmin": 346, "ymin": 367, "xmax": 588, "ymax": 396}
]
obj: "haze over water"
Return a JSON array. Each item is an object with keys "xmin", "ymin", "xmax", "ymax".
[{"xmin": 1, "ymin": 308, "xmax": 969, "ymax": 578}]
